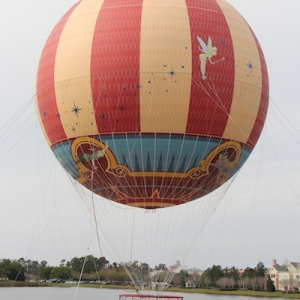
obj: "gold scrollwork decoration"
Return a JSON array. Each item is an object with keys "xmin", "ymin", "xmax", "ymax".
[
  {"xmin": 187, "ymin": 140, "xmax": 242, "ymax": 180},
  {"xmin": 71, "ymin": 136, "xmax": 130, "ymax": 183},
  {"xmin": 71, "ymin": 137, "xmax": 242, "ymax": 184}
]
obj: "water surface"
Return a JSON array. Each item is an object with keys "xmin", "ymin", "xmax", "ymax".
[{"xmin": 0, "ymin": 287, "xmax": 281, "ymax": 300}]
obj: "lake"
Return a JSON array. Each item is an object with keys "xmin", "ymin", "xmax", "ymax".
[{"xmin": 0, "ymin": 287, "xmax": 281, "ymax": 300}]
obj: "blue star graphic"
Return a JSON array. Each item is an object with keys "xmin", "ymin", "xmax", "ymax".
[
  {"xmin": 220, "ymin": 38, "xmax": 226, "ymax": 46},
  {"xmin": 71, "ymin": 103, "xmax": 82, "ymax": 118},
  {"xmin": 247, "ymin": 61, "xmax": 254, "ymax": 70},
  {"xmin": 169, "ymin": 69, "xmax": 176, "ymax": 78}
]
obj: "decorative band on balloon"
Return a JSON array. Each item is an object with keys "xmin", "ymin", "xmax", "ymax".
[{"xmin": 71, "ymin": 136, "xmax": 241, "ymax": 185}]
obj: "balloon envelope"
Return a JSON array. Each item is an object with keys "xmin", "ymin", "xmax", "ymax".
[{"xmin": 36, "ymin": 0, "xmax": 269, "ymax": 209}]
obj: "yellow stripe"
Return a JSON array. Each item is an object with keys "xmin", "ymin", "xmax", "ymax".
[
  {"xmin": 54, "ymin": 0, "xmax": 104, "ymax": 138},
  {"xmin": 139, "ymin": 1, "xmax": 192, "ymax": 133},
  {"xmin": 217, "ymin": 0, "xmax": 262, "ymax": 143}
]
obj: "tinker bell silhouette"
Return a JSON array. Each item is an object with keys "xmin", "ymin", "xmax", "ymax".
[
  {"xmin": 76, "ymin": 141, "xmax": 108, "ymax": 171},
  {"xmin": 197, "ymin": 36, "xmax": 225, "ymax": 80},
  {"xmin": 210, "ymin": 152, "xmax": 232, "ymax": 184}
]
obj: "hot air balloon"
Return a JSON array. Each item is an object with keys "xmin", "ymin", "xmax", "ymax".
[{"xmin": 36, "ymin": 0, "xmax": 269, "ymax": 210}]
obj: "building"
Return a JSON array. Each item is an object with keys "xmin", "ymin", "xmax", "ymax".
[
  {"xmin": 168, "ymin": 261, "xmax": 188, "ymax": 273},
  {"xmin": 266, "ymin": 259, "xmax": 300, "ymax": 291},
  {"xmin": 168, "ymin": 261, "xmax": 202, "ymax": 288}
]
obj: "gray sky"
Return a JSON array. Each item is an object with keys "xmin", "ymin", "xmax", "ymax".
[{"xmin": 1, "ymin": 0, "xmax": 300, "ymax": 270}]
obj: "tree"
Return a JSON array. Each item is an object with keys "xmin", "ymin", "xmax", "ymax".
[
  {"xmin": 155, "ymin": 264, "xmax": 166, "ymax": 270},
  {"xmin": 189, "ymin": 270, "xmax": 201, "ymax": 288},
  {"xmin": 266, "ymin": 275, "xmax": 275, "ymax": 292},
  {"xmin": 132, "ymin": 261, "xmax": 139, "ymax": 268},
  {"xmin": 152, "ymin": 269, "xmax": 170, "ymax": 283},
  {"xmin": 279, "ymin": 278, "xmax": 289, "ymax": 292},
  {"xmin": 67, "ymin": 255, "xmax": 108, "ymax": 274},
  {"xmin": 91, "ymin": 256, "xmax": 108, "ymax": 271},
  {"xmin": 60, "ymin": 259, "xmax": 66, "ymax": 267},
  {"xmin": 81, "ymin": 255, "xmax": 95, "ymax": 273},
  {"xmin": 255, "ymin": 262, "xmax": 266, "ymax": 278},
  {"xmin": 38, "ymin": 266, "xmax": 52, "ymax": 280},
  {"xmin": 18, "ymin": 258, "xmax": 26, "ymax": 267},
  {"xmin": 40, "ymin": 260, "xmax": 48, "ymax": 268},
  {"xmin": 106, "ymin": 268, "xmax": 129, "ymax": 282},
  {"xmin": 216, "ymin": 277, "xmax": 233, "ymax": 288},
  {"xmin": 202, "ymin": 265, "xmax": 223, "ymax": 287},
  {"xmin": 67, "ymin": 257, "xmax": 82, "ymax": 272},
  {"xmin": 28, "ymin": 260, "xmax": 39, "ymax": 275},
  {"xmin": 178, "ymin": 270, "xmax": 189, "ymax": 287},
  {"xmin": 256, "ymin": 276, "xmax": 266, "ymax": 290},
  {"xmin": 140, "ymin": 263, "xmax": 149, "ymax": 271},
  {"xmin": 0, "ymin": 259, "xmax": 25, "ymax": 281},
  {"xmin": 51, "ymin": 266, "xmax": 72, "ymax": 280},
  {"xmin": 224, "ymin": 267, "xmax": 240, "ymax": 287},
  {"xmin": 242, "ymin": 267, "xmax": 256, "ymax": 279},
  {"xmin": 241, "ymin": 265, "xmax": 266, "ymax": 290}
]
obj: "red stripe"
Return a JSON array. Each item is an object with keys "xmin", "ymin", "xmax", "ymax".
[
  {"xmin": 36, "ymin": 3, "xmax": 79, "ymax": 145},
  {"xmin": 91, "ymin": 0, "xmax": 142, "ymax": 134},
  {"xmin": 185, "ymin": 0, "xmax": 235, "ymax": 138},
  {"xmin": 246, "ymin": 29, "xmax": 269, "ymax": 148}
]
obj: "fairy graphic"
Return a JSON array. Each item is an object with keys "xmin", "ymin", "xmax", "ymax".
[
  {"xmin": 210, "ymin": 152, "xmax": 233, "ymax": 184},
  {"xmin": 197, "ymin": 36, "xmax": 225, "ymax": 80},
  {"xmin": 76, "ymin": 141, "xmax": 108, "ymax": 171}
]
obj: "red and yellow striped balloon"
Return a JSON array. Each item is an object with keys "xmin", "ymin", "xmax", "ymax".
[{"xmin": 36, "ymin": 0, "xmax": 269, "ymax": 209}]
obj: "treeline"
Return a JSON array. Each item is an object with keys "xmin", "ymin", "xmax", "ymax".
[
  {"xmin": 0, "ymin": 256, "xmax": 275, "ymax": 292},
  {"xmin": 0, "ymin": 256, "xmax": 123, "ymax": 282},
  {"xmin": 195, "ymin": 264, "xmax": 273, "ymax": 290}
]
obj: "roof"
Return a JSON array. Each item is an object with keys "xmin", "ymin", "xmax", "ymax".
[
  {"xmin": 267, "ymin": 261, "xmax": 300, "ymax": 275},
  {"xmin": 289, "ymin": 262, "xmax": 300, "ymax": 268},
  {"xmin": 269, "ymin": 264, "xmax": 288, "ymax": 272}
]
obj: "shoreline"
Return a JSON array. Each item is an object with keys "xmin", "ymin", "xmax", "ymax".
[{"xmin": 1, "ymin": 281, "xmax": 300, "ymax": 299}]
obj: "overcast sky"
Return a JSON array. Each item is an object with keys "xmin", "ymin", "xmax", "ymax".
[{"xmin": 1, "ymin": 0, "xmax": 300, "ymax": 271}]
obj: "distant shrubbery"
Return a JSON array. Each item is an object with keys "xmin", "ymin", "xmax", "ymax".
[
  {"xmin": 198, "ymin": 264, "xmax": 267, "ymax": 290},
  {"xmin": 0, "ymin": 259, "xmax": 25, "ymax": 281},
  {"xmin": 266, "ymin": 275, "xmax": 275, "ymax": 292},
  {"xmin": 0, "ymin": 256, "xmax": 269, "ymax": 292}
]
